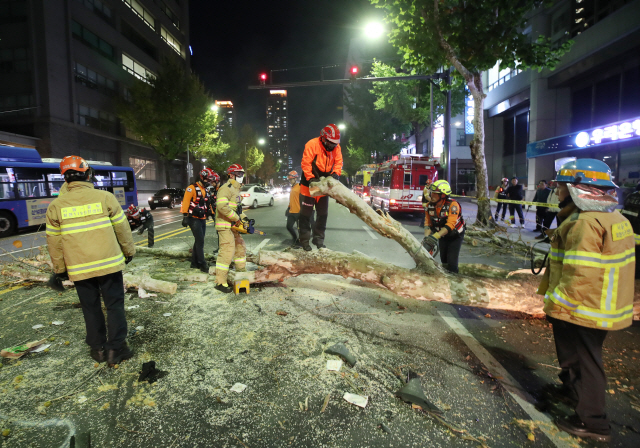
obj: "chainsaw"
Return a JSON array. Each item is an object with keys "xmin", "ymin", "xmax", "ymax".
[{"xmin": 232, "ymin": 219, "xmax": 266, "ymax": 235}]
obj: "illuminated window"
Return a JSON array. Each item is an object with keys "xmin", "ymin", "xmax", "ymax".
[
  {"xmin": 122, "ymin": 0, "xmax": 155, "ymax": 30},
  {"xmin": 122, "ymin": 53, "xmax": 155, "ymax": 83},
  {"xmin": 129, "ymin": 157, "xmax": 157, "ymax": 180},
  {"xmin": 161, "ymin": 26, "xmax": 183, "ymax": 57}
]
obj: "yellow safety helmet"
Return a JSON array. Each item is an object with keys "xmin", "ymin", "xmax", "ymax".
[{"xmin": 430, "ymin": 179, "xmax": 452, "ymax": 196}]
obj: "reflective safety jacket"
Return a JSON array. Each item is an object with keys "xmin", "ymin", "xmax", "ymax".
[
  {"xmin": 537, "ymin": 204, "xmax": 635, "ymax": 330},
  {"xmin": 300, "ymin": 137, "xmax": 343, "ymax": 196},
  {"xmin": 45, "ymin": 182, "xmax": 135, "ymax": 282},
  {"xmin": 288, "ymin": 183, "xmax": 300, "ymax": 213},
  {"xmin": 215, "ymin": 179, "xmax": 245, "ymax": 231},
  {"xmin": 425, "ymin": 198, "xmax": 465, "ymax": 237},
  {"xmin": 181, "ymin": 181, "xmax": 210, "ymax": 219}
]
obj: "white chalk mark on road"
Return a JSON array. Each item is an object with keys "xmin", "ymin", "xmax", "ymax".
[
  {"xmin": 362, "ymin": 226, "xmax": 378, "ymax": 240},
  {"xmin": 438, "ymin": 310, "xmax": 573, "ymax": 448}
]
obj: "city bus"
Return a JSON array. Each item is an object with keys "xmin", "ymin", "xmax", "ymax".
[
  {"xmin": 369, "ymin": 155, "xmax": 439, "ymax": 214},
  {"xmin": 352, "ymin": 164, "xmax": 377, "ymax": 200},
  {"xmin": 0, "ymin": 146, "xmax": 137, "ymax": 237}
]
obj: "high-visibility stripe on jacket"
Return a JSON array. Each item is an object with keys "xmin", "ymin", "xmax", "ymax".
[
  {"xmin": 300, "ymin": 137, "xmax": 343, "ymax": 197},
  {"xmin": 45, "ymin": 182, "xmax": 135, "ymax": 282},
  {"xmin": 180, "ymin": 181, "xmax": 209, "ymax": 219},
  {"xmin": 215, "ymin": 179, "xmax": 245, "ymax": 231},
  {"xmin": 537, "ymin": 204, "xmax": 635, "ymax": 330}
]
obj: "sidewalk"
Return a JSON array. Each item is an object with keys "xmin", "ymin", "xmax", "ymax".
[{"xmin": 458, "ymin": 198, "xmax": 551, "ymax": 255}]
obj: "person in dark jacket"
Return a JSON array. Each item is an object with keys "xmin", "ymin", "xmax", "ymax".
[
  {"xmin": 505, "ymin": 177, "xmax": 525, "ymax": 228},
  {"xmin": 622, "ymin": 182, "xmax": 640, "ymax": 278},
  {"xmin": 532, "ymin": 180, "xmax": 551, "ymax": 233}
]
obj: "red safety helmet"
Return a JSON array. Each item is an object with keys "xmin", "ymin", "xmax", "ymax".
[
  {"xmin": 320, "ymin": 124, "xmax": 340, "ymax": 144},
  {"xmin": 227, "ymin": 163, "xmax": 244, "ymax": 175},
  {"xmin": 210, "ymin": 171, "xmax": 220, "ymax": 183},
  {"xmin": 127, "ymin": 204, "xmax": 138, "ymax": 214},
  {"xmin": 60, "ymin": 156, "xmax": 90, "ymax": 175},
  {"xmin": 287, "ymin": 170, "xmax": 299, "ymax": 179},
  {"xmin": 501, "ymin": 177, "xmax": 509, "ymax": 182},
  {"xmin": 200, "ymin": 167, "xmax": 215, "ymax": 182}
]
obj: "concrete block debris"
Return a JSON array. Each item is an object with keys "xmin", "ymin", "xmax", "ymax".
[
  {"xmin": 230, "ymin": 383, "xmax": 248, "ymax": 393},
  {"xmin": 324, "ymin": 342, "xmax": 357, "ymax": 367},
  {"xmin": 343, "ymin": 393, "xmax": 368, "ymax": 408},
  {"xmin": 326, "ymin": 360, "xmax": 343, "ymax": 371}
]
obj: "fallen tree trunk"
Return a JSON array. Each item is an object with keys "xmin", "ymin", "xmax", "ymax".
[
  {"xmin": 309, "ymin": 177, "xmax": 438, "ymax": 274},
  {"xmin": 135, "ymin": 246, "xmax": 217, "ymax": 261}
]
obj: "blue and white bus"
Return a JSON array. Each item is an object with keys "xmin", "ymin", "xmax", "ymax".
[{"xmin": 0, "ymin": 146, "xmax": 137, "ymax": 237}]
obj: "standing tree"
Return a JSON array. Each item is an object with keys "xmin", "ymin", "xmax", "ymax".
[
  {"xmin": 255, "ymin": 152, "xmax": 277, "ymax": 184},
  {"xmin": 369, "ymin": 61, "xmax": 464, "ymax": 160},
  {"xmin": 371, "ymin": 0, "xmax": 572, "ymax": 225},
  {"xmin": 245, "ymin": 146, "xmax": 265, "ymax": 182},
  {"xmin": 117, "ymin": 58, "xmax": 226, "ymax": 187}
]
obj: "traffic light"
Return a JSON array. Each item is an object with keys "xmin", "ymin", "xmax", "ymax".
[
  {"xmin": 260, "ymin": 73, "xmax": 267, "ymax": 85},
  {"xmin": 350, "ymin": 66, "xmax": 359, "ymax": 78}
]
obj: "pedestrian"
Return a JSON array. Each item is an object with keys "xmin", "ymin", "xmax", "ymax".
[
  {"xmin": 621, "ymin": 182, "xmax": 640, "ymax": 278},
  {"xmin": 285, "ymin": 170, "xmax": 301, "ymax": 247},
  {"xmin": 181, "ymin": 168, "xmax": 215, "ymax": 272},
  {"xmin": 537, "ymin": 159, "xmax": 635, "ymax": 442},
  {"xmin": 532, "ymin": 180, "xmax": 551, "ymax": 235},
  {"xmin": 421, "ymin": 180, "xmax": 466, "ymax": 273},
  {"xmin": 505, "ymin": 177, "xmax": 525, "ymax": 228},
  {"xmin": 419, "ymin": 178, "xmax": 433, "ymax": 228},
  {"xmin": 493, "ymin": 178, "xmax": 509, "ymax": 222},
  {"xmin": 46, "ymin": 156, "xmax": 136, "ymax": 366},
  {"xmin": 299, "ymin": 123, "xmax": 343, "ymax": 251},
  {"xmin": 214, "ymin": 164, "xmax": 248, "ymax": 293},
  {"xmin": 126, "ymin": 204, "xmax": 154, "ymax": 248},
  {"xmin": 537, "ymin": 180, "xmax": 560, "ymax": 239}
]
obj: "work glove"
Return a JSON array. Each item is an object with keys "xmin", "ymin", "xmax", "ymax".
[
  {"xmin": 125, "ymin": 255, "xmax": 133, "ymax": 264},
  {"xmin": 56, "ymin": 271, "xmax": 69, "ymax": 281},
  {"xmin": 47, "ymin": 272, "xmax": 67, "ymax": 292},
  {"xmin": 308, "ymin": 177, "xmax": 320, "ymax": 186},
  {"xmin": 421, "ymin": 234, "xmax": 439, "ymax": 253},
  {"xmin": 181, "ymin": 215, "xmax": 189, "ymax": 227},
  {"xmin": 331, "ymin": 173, "xmax": 340, "ymax": 181}
]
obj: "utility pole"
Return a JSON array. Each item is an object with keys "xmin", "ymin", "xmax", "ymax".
[{"xmin": 444, "ymin": 68, "xmax": 452, "ymax": 183}]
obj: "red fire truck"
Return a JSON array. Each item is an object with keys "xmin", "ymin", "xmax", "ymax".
[{"xmin": 369, "ymin": 155, "xmax": 439, "ymax": 213}]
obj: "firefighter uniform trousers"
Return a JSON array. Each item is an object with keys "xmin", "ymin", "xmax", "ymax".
[
  {"xmin": 299, "ymin": 194, "xmax": 329, "ymax": 247},
  {"xmin": 215, "ymin": 229, "xmax": 246, "ymax": 285}
]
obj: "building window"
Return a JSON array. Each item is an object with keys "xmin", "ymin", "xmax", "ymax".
[
  {"xmin": 0, "ymin": 47, "xmax": 30, "ymax": 73},
  {"xmin": 154, "ymin": 0, "xmax": 180, "ymax": 30},
  {"xmin": 570, "ymin": 0, "xmax": 633, "ymax": 37},
  {"xmin": 75, "ymin": 0, "xmax": 113, "ymax": 25},
  {"xmin": 121, "ymin": 0, "xmax": 155, "ymax": 30},
  {"xmin": 77, "ymin": 104, "xmax": 118, "ymax": 134},
  {"xmin": 74, "ymin": 62, "xmax": 117, "ymax": 96},
  {"xmin": 121, "ymin": 21, "xmax": 157, "ymax": 60},
  {"xmin": 122, "ymin": 53, "xmax": 155, "ymax": 83},
  {"xmin": 0, "ymin": 0, "xmax": 28, "ymax": 24},
  {"xmin": 129, "ymin": 157, "xmax": 156, "ymax": 180},
  {"xmin": 71, "ymin": 21, "xmax": 114, "ymax": 61},
  {"xmin": 161, "ymin": 26, "xmax": 183, "ymax": 57},
  {"xmin": 0, "ymin": 94, "xmax": 35, "ymax": 116}
]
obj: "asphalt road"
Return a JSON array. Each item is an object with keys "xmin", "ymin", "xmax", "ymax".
[{"xmin": 0, "ymin": 194, "xmax": 639, "ymax": 447}]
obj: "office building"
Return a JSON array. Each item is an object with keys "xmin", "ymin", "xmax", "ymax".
[
  {"xmin": 482, "ymin": 0, "xmax": 640, "ymax": 199},
  {"xmin": 0, "ymin": 0, "xmax": 190, "ymax": 192},
  {"xmin": 266, "ymin": 89, "xmax": 290, "ymax": 176},
  {"xmin": 214, "ymin": 100, "xmax": 234, "ymax": 139}
]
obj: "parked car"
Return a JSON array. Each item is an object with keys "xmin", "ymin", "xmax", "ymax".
[
  {"xmin": 240, "ymin": 185, "xmax": 274, "ymax": 209},
  {"xmin": 147, "ymin": 188, "xmax": 184, "ymax": 210}
]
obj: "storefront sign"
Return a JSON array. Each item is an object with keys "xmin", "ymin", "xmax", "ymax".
[{"xmin": 527, "ymin": 116, "xmax": 640, "ymax": 158}]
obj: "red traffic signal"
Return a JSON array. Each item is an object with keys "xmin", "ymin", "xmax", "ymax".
[
  {"xmin": 260, "ymin": 73, "xmax": 267, "ymax": 81},
  {"xmin": 350, "ymin": 66, "xmax": 359, "ymax": 76}
]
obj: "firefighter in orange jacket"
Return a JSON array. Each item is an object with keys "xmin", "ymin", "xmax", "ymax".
[
  {"xmin": 537, "ymin": 159, "xmax": 635, "ymax": 442},
  {"xmin": 46, "ymin": 156, "xmax": 135, "ymax": 366},
  {"xmin": 181, "ymin": 168, "xmax": 215, "ymax": 272},
  {"xmin": 422, "ymin": 180, "xmax": 465, "ymax": 273},
  {"xmin": 299, "ymin": 124, "xmax": 343, "ymax": 251}
]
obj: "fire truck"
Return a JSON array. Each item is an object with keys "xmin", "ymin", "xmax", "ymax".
[
  {"xmin": 352, "ymin": 164, "xmax": 377, "ymax": 200},
  {"xmin": 369, "ymin": 155, "xmax": 439, "ymax": 213}
]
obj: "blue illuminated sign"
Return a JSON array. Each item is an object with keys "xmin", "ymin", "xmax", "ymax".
[
  {"xmin": 465, "ymin": 89, "xmax": 474, "ymax": 134},
  {"xmin": 527, "ymin": 116, "xmax": 640, "ymax": 158}
]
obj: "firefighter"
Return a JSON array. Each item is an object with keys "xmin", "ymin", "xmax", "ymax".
[
  {"xmin": 420, "ymin": 178, "xmax": 433, "ymax": 228},
  {"xmin": 214, "ymin": 164, "xmax": 248, "ymax": 293},
  {"xmin": 126, "ymin": 204, "xmax": 154, "ymax": 248},
  {"xmin": 46, "ymin": 156, "xmax": 136, "ymax": 366},
  {"xmin": 285, "ymin": 170, "xmax": 301, "ymax": 247},
  {"xmin": 299, "ymin": 124, "xmax": 344, "ymax": 251},
  {"xmin": 422, "ymin": 180, "xmax": 466, "ymax": 273},
  {"xmin": 181, "ymin": 168, "xmax": 215, "ymax": 272},
  {"xmin": 208, "ymin": 171, "xmax": 221, "ymax": 253},
  {"xmin": 493, "ymin": 178, "xmax": 509, "ymax": 221},
  {"xmin": 537, "ymin": 159, "xmax": 635, "ymax": 442}
]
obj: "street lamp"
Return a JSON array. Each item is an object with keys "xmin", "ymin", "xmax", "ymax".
[
  {"xmin": 211, "ymin": 105, "xmax": 218, "ymax": 112},
  {"xmin": 364, "ymin": 22, "xmax": 384, "ymax": 39},
  {"xmin": 337, "ymin": 123, "xmax": 346, "ymax": 131},
  {"xmin": 258, "ymin": 138, "xmax": 265, "ymax": 145}
]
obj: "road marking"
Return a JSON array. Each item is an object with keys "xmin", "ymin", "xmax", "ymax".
[
  {"xmin": 0, "ymin": 285, "xmax": 24, "ymax": 295},
  {"xmin": 362, "ymin": 225, "xmax": 378, "ymax": 240},
  {"xmin": 438, "ymin": 311, "xmax": 572, "ymax": 448},
  {"xmin": 0, "ymin": 291, "xmax": 48, "ymax": 315},
  {"xmin": 254, "ymin": 238, "xmax": 270, "ymax": 252}
]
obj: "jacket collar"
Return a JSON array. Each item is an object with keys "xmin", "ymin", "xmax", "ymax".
[
  {"xmin": 228, "ymin": 179, "xmax": 240, "ymax": 188},
  {"xmin": 557, "ymin": 201, "xmax": 578, "ymax": 220},
  {"xmin": 67, "ymin": 181, "xmax": 94, "ymax": 191}
]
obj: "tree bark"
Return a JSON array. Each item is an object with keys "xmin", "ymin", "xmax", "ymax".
[
  {"xmin": 412, "ymin": 121, "xmax": 421, "ymax": 155},
  {"xmin": 309, "ymin": 177, "xmax": 439, "ymax": 274}
]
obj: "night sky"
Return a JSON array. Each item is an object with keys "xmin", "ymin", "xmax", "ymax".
[{"xmin": 189, "ymin": 0, "xmax": 384, "ymax": 165}]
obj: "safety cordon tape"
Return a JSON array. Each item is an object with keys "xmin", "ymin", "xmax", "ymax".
[{"xmin": 449, "ymin": 194, "xmax": 557, "ymax": 208}]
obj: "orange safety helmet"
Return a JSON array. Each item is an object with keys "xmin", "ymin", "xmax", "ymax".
[
  {"xmin": 320, "ymin": 124, "xmax": 340, "ymax": 144},
  {"xmin": 60, "ymin": 156, "xmax": 90, "ymax": 175},
  {"xmin": 287, "ymin": 170, "xmax": 299, "ymax": 179}
]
